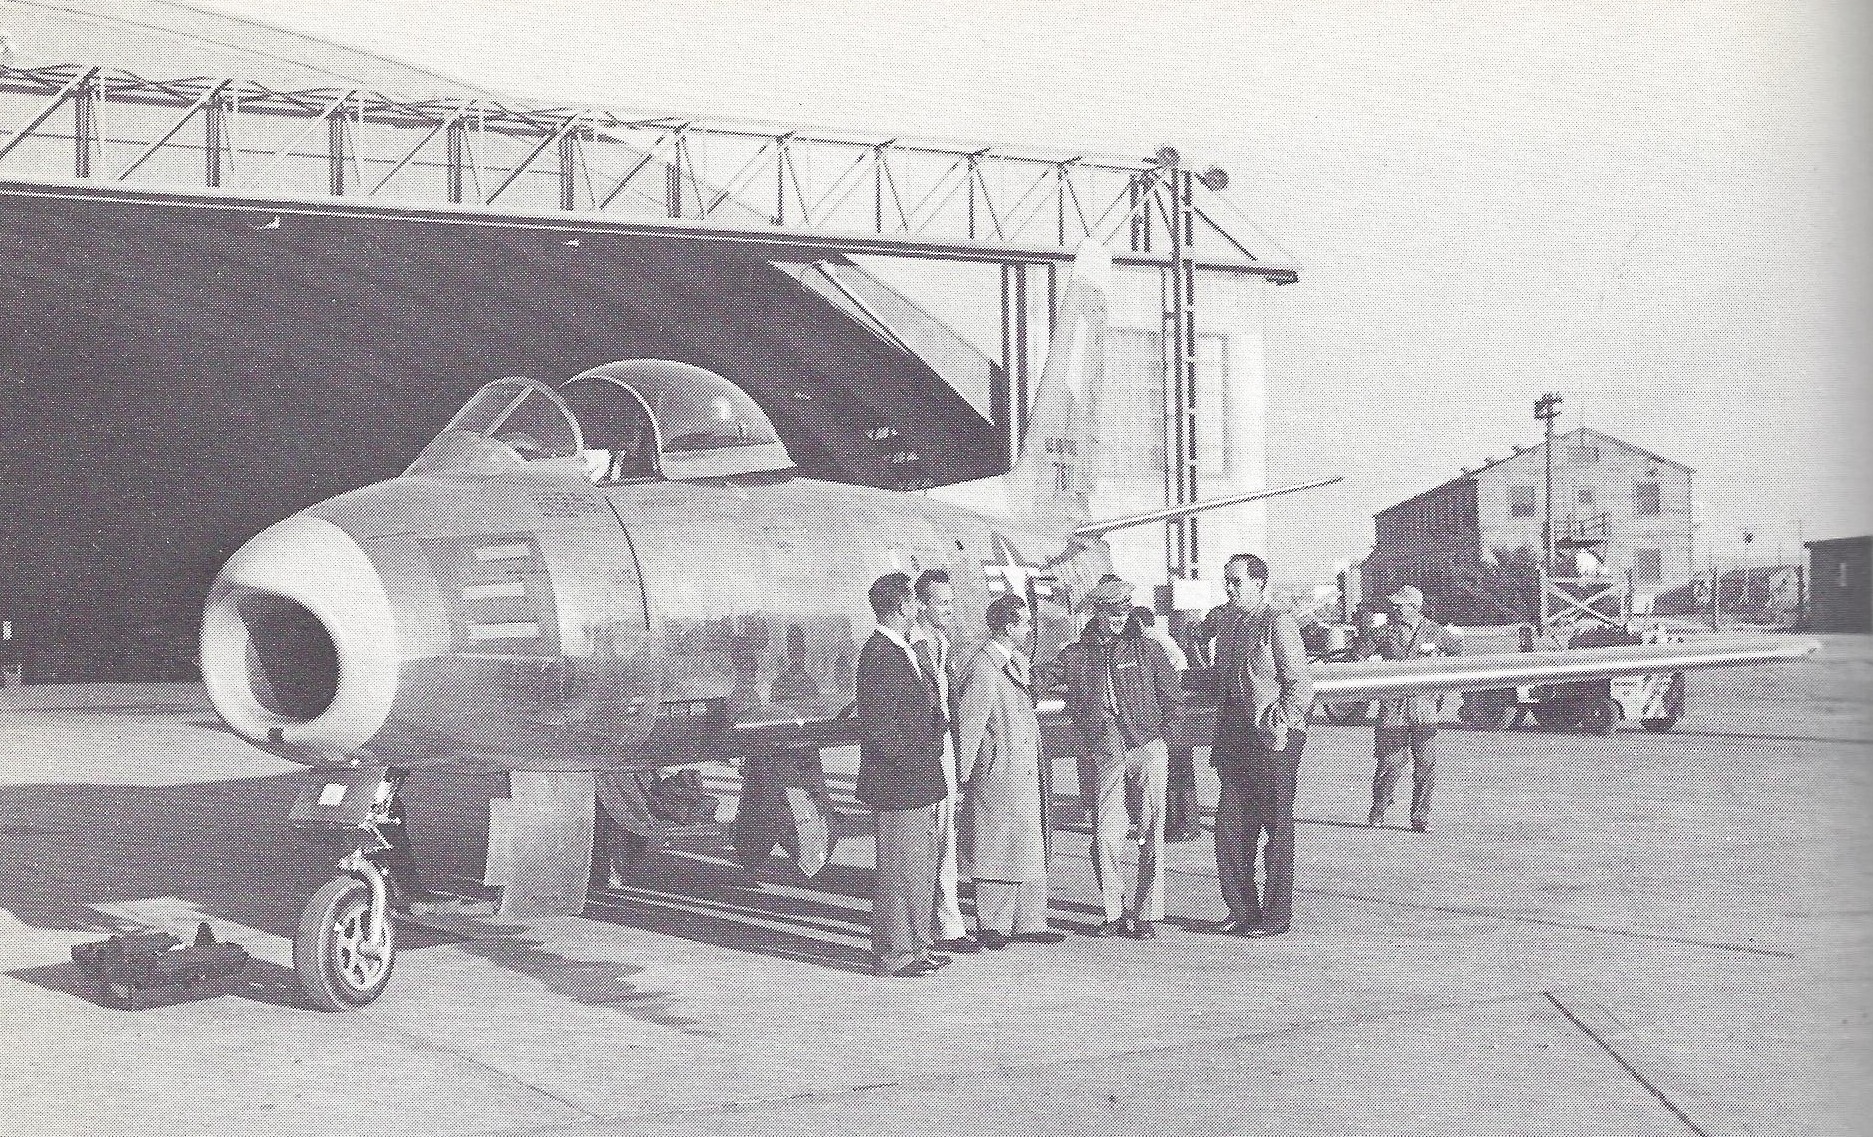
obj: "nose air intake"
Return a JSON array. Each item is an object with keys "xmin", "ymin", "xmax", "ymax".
[{"xmin": 201, "ymin": 515, "xmax": 400, "ymax": 754}]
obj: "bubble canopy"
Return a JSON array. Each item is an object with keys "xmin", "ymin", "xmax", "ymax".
[{"xmin": 414, "ymin": 360, "xmax": 795, "ymax": 481}]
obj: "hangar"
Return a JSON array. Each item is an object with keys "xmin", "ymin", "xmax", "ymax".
[{"xmin": 0, "ymin": 0, "xmax": 1296, "ymax": 678}]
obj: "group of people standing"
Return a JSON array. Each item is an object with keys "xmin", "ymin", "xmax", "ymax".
[
  {"xmin": 852, "ymin": 555, "xmax": 1456, "ymax": 978},
  {"xmin": 854, "ymin": 570, "xmax": 1065, "ymax": 978}
]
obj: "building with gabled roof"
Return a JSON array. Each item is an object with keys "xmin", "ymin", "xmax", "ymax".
[{"xmin": 1363, "ymin": 426, "xmax": 1695, "ymax": 624}]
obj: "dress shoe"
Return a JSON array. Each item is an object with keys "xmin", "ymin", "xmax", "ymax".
[
  {"xmin": 1010, "ymin": 929, "xmax": 1066, "ymax": 945},
  {"xmin": 886, "ymin": 959, "xmax": 940, "ymax": 978},
  {"xmin": 1242, "ymin": 923, "xmax": 1290, "ymax": 938},
  {"xmin": 1090, "ymin": 919, "xmax": 1128, "ymax": 937},
  {"xmin": 1130, "ymin": 920, "xmax": 1159, "ymax": 940},
  {"xmin": 934, "ymin": 936, "xmax": 981, "ymax": 953},
  {"xmin": 925, "ymin": 952, "xmax": 953, "ymax": 968},
  {"xmin": 1411, "ymin": 820, "xmax": 1430, "ymax": 833},
  {"xmin": 1368, "ymin": 811, "xmax": 1384, "ymax": 827},
  {"xmin": 1205, "ymin": 917, "xmax": 1257, "ymax": 935},
  {"xmin": 977, "ymin": 929, "xmax": 1011, "ymax": 950}
]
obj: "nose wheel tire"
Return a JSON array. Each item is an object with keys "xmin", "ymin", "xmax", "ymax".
[{"xmin": 295, "ymin": 876, "xmax": 395, "ymax": 1011}]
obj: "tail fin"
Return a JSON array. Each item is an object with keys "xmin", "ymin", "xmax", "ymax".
[{"xmin": 1002, "ymin": 240, "xmax": 1111, "ymax": 532}]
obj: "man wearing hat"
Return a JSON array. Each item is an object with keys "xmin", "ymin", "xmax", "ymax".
[
  {"xmin": 1056, "ymin": 574, "xmax": 1182, "ymax": 937},
  {"xmin": 1360, "ymin": 584, "xmax": 1463, "ymax": 832}
]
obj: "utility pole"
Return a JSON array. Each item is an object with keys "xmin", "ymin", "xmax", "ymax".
[{"xmin": 1535, "ymin": 393, "xmax": 1564, "ymax": 574}]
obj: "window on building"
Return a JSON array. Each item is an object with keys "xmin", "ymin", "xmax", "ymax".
[
  {"xmin": 1509, "ymin": 484, "xmax": 1538, "ymax": 518},
  {"xmin": 1840, "ymin": 561, "xmax": 1850, "ymax": 589},
  {"xmin": 1634, "ymin": 481, "xmax": 1661, "ymax": 516},
  {"xmin": 1570, "ymin": 444, "xmax": 1600, "ymax": 463},
  {"xmin": 1577, "ymin": 487, "xmax": 1595, "ymax": 508},
  {"xmin": 1633, "ymin": 547, "xmax": 1662, "ymax": 584},
  {"xmin": 1106, "ymin": 330, "xmax": 1166, "ymax": 473}
]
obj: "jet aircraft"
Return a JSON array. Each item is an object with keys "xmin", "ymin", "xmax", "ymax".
[{"xmin": 198, "ymin": 242, "xmax": 1817, "ymax": 1010}]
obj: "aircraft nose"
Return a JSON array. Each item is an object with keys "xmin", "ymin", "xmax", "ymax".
[{"xmin": 200, "ymin": 515, "xmax": 400, "ymax": 755}]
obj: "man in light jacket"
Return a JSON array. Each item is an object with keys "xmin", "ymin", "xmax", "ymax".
[
  {"xmin": 956, "ymin": 595, "xmax": 1067, "ymax": 949},
  {"xmin": 1056, "ymin": 576, "xmax": 1182, "ymax": 938},
  {"xmin": 1359, "ymin": 584, "xmax": 1462, "ymax": 832},
  {"xmin": 1192, "ymin": 553, "xmax": 1313, "ymax": 938}
]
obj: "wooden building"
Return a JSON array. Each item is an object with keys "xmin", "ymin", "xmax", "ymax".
[
  {"xmin": 1364, "ymin": 427, "xmax": 1695, "ymax": 624},
  {"xmin": 1805, "ymin": 536, "xmax": 1871, "ymax": 633}
]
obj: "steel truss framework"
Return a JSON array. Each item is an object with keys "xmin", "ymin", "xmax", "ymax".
[{"xmin": 0, "ymin": 63, "xmax": 1299, "ymax": 578}]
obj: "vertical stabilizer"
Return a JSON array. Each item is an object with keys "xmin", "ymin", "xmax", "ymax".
[{"xmin": 1002, "ymin": 240, "xmax": 1111, "ymax": 534}]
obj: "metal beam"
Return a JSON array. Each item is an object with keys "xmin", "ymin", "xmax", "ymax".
[
  {"xmin": 1, "ymin": 63, "xmax": 1299, "ymax": 278},
  {"xmin": 0, "ymin": 178, "xmax": 1297, "ymax": 280}
]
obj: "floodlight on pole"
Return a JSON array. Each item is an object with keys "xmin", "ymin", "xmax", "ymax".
[{"xmin": 1535, "ymin": 392, "xmax": 1564, "ymax": 573}]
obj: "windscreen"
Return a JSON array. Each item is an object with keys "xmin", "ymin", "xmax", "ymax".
[{"xmin": 435, "ymin": 380, "xmax": 580, "ymax": 460}]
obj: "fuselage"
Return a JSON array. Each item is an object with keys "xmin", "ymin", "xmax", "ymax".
[{"xmin": 201, "ymin": 459, "xmax": 1111, "ymax": 771}]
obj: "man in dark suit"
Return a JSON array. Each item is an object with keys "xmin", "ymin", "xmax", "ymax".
[{"xmin": 855, "ymin": 571, "xmax": 952, "ymax": 978}]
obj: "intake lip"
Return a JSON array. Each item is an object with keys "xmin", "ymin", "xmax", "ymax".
[{"xmin": 201, "ymin": 515, "xmax": 399, "ymax": 755}]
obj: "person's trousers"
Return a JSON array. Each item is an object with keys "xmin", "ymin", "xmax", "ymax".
[
  {"xmin": 1165, "ymin": 743, "xmax": 1200, "ymax": 837},
  {"xmin": 932, "ymin": 793, "xmax": 968, "ymax": 941},
  {"xmin": 1372, "ymin": 725, "xmax": 1438, "ymax": 826},
  {"xmin": 1088, "ymin": 736, "xmax": 1167, "ymax": 922},
  {"xmin": 975, "ymin": 876, "xmax": 1049, "ymax": 936},
  {"xmin": 872, "ymin": 803, "xmax": 941, "ymax": 976},
  {"xmin": 1214, "ymin": 731, "xmax": 1305, "ymax": 929}
]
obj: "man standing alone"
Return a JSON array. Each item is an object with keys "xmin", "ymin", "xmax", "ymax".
[
  {"xmin": 854, "ymin": 572, "xmax": 951, "ymax": 978},
  {"xmin": 1360, "ymin": 584, "xmax": 1461, "ymax": 832},
  {"xmin": 1057, "ymin": 576, "xmax": 1181, "ymax": 938},
  {"xmin": 1197, "ymin": 553, "xmax": 1313, "ymax": 938}
]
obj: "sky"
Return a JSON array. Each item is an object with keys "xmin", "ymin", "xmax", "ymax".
[{"xmin": 193, "ymin": 0, "xmax": 1871, "ymax": 587}]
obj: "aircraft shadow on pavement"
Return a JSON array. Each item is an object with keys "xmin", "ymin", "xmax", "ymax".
[{"xmin": 588, "ymin": 851, "xmax": 879, "ymax": 976}]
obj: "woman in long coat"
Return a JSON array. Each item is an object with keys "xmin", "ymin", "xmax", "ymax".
[{"xmin": 956, "ymin": 595, "xmax": 1064, "ymax": 948}]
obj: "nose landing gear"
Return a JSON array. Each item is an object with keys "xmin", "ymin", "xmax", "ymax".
[
  {"xmin": 289, "ymin": 766, "xmax": 412, "ymax": 1011},
  {"xmin": 296, "ymin": 857, "xmax": 396, "ymax": 1011}
]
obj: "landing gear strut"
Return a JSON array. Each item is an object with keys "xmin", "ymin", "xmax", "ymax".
[{"xmin": 290, "ymin": 767, "xmax": 412, "ymax": 1011}]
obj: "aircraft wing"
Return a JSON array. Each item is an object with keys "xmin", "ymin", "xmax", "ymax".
[
  {"xmin": 1308, "ymin": 634, "xmax": 1818, "ymax": 702},
  {"xmin": 1035, "ymin": 634, "xmax": 1817, "ymax": 718}
]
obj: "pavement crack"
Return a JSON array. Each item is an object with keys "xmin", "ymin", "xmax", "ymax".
[
  {"xmin": 366, "ymin": 1017, "xmax": 606, "ymax": 1123},
  {"xmin": 1543, "ymin": 990, "xmax": 1736, "ymax": 1137},
  {"xmin": 466, "ymin": 989, "xmax": 1559, "ymax": 1137}
]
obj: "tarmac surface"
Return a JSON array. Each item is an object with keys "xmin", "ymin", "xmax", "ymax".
[{"xmin": 2, "ymin": 635, "xmax": 1869, "ymax": 1136}]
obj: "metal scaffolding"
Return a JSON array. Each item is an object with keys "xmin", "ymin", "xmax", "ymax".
[
  {"xmin": 0, "ymin": 63, "xmax": 1293, "ymax": 276},
  {"xmin": 0, "ymin": 63, "xmax": 1300, "ymax": 580}
]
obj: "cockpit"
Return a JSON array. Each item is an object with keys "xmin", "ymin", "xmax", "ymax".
[{"xmin": 408, "ymin": 360, "xmax": 795, "ymax": 483}]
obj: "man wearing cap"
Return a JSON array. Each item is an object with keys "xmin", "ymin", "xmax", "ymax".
[
  {"xmin": 1360, "ymin": 584, "xmax": 1462, "ymax": 832},
  {"xmin": 1056, "ymin": 575, "xmax": 1182, "ymax": 938}
]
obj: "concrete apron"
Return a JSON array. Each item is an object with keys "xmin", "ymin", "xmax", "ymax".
[{"xmin": 1, "ymin": 642, "xmax": 1868, "ymax": 1137}]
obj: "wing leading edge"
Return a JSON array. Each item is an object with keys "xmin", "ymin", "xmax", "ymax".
[{"xmin": 1310, "ymin": 635, "xmax": 1818, "ymax": 703}]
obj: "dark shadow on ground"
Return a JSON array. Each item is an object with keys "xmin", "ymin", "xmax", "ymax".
[
  {"xmin": 7, "ymin": 955, "xmax": 305, "ymax": 1010},
  {"xmin": 0, "ymin": 772, "xmax": 704, "ymax": 1021}
]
